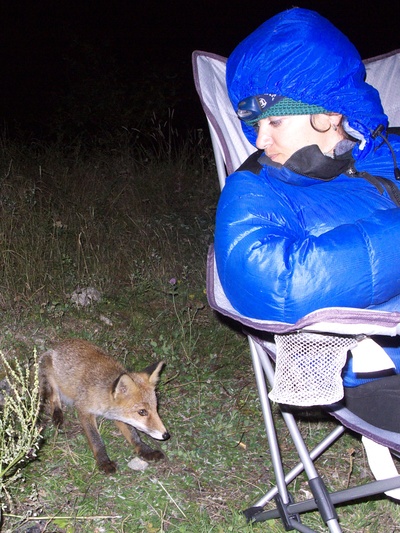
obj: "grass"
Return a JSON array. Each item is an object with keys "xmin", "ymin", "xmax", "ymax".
[{"xmin": 1, "ymin": 124, "xmax": 400, "ymax": 532}]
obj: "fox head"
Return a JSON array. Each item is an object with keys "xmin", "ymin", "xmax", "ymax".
[{"xmin": 110, "ymin": 361, "xmax": 169, "ymax": 440}]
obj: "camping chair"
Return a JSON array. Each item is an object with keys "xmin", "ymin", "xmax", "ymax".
[{"xmin": 193, "ymin": 49, "xmax": 400, "ymax": 532}]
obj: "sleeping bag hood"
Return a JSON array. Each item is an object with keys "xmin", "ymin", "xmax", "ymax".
[{"xmin": 226, "ymin": 8, "xmax": 388, "ymax": 160}]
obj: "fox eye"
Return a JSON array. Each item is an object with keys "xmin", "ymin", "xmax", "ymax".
[{"xmin": 138, "ymin": 409, "xmax": 148, "ymax": 416}]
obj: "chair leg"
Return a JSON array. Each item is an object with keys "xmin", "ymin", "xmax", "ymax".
[
  {"xmin": 247, "ymin": 337, "xmax": 292, "ymax": 507},
  {"xmin": 253, "ymin": 424, "xmax": 345, "ymax": 508},
  {"xmin": 246, "ymin": 337, "xmax": 344, "ymax": 533}
]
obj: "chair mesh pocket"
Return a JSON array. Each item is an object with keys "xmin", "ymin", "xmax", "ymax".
[{"xmin": 269, "ymin": 332, "xmax": 357, "ymax": 406}]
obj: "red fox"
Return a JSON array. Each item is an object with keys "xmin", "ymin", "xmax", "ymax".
[{"xmin": 39, "ymin": 338, "xmax": 170, "ymax": 474}]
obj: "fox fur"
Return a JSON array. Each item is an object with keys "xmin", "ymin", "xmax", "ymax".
[{"xmin": 39, "ymin": 338, "xmax": 170, "ymax": 474}]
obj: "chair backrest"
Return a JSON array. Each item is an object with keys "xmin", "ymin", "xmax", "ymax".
[
  {"xmin": 192, "ymin": 49, "xmax": 400, "ymax": 189},
  {"xmin": 364, "ymin": 50, "xmax": 400, "ymax": 126},
  {"xmin": 192, "ymin": 52, "xmax": 254, "ymax": 188}
]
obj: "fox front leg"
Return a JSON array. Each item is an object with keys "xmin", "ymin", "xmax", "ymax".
[
  {"xmin": 78, "ymin": 411, "xmax": 117, "ymax": 474},
  {"xmin": 39, "ymin": 353, "xmax": 64, "ymax": 426},
  {"xmin": 114, "ymin": 420, "xmax": 165, "ymax": 461}
]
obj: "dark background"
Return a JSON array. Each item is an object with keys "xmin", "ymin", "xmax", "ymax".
[{"xmin": 1, "ymin": 0, "xmax": 398, "ymax": 139}]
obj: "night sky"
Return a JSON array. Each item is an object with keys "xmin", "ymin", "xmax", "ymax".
[{"xmin": 1, "ymin": 0, "xmax": 398, "ymax": 139}]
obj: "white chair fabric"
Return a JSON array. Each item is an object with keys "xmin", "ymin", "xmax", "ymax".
[{"xmin": 365, "ymin": 49, "xmax": 400, "ymax": 127}]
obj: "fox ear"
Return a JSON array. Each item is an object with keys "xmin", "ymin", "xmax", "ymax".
[
  {"xmin": 112, "ymin": 374, "xmax": 133, "ymax": 397},
  {"xmin": 141, "ymin": 361, "xmax": 165, "ymax": 385}
]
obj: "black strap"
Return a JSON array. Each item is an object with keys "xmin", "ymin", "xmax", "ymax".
[
  {"xmin": 364, "ymin": 172, "xmax": 400, "ymax": 206},
  {"xmin": 388, "ymin": 126, "xmax": 400, "ymax": 135},
  {"xmin": 346, "ymin": 161, "xmax": 400, "ymax": 207}
]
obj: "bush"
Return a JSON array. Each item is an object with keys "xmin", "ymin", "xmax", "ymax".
[{"xmin": 0, "ymin": 349, "xmax": 42, "ymax": 518}]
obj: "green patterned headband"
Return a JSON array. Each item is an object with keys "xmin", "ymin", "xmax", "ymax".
[{"xmin": 237, "ymin": 94, "xmax": 329, "ymax": 126}]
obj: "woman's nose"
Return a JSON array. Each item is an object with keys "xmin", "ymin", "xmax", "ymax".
[{"xmin": 255, "ymin": 123, "xmax": 272, "ymax": 150}]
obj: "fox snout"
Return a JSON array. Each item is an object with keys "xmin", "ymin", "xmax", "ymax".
[
  {"xmin": 143, "ymin": 427, "xmax": 170, "ymax": 441},
  {"xmin": 122, "ymin": 416, "xmax": 170, "ymax": 442},
  {"xmin": 158, "ymin": 429, "xmax": 170, "ymax": 441}
]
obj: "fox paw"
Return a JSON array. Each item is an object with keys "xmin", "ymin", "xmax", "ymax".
[
  {"xmin": 140, "ymin": 449, "xmax": 165, "ymax": 462},
  {"xmin": 99, "ymin": 459, "xmax": 117, "ymax": 474},
  {"xmin": 52, "ymin": 407, "xmax": 64, "ymax": 427}
]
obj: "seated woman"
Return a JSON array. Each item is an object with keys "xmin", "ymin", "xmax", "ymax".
[{"xmin": 214, "ymin": 8, "xmax": 400, "ymax": 431}]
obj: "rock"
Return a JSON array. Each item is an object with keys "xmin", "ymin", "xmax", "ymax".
[
  {"xmin": 127, "ymin": 457, "xmax": 149, "ymax": 471},
  {"xmin": 70, "ymin": 287, "xmax": 101, "ymax": 307}
]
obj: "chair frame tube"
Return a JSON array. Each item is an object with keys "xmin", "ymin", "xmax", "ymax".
[{"xmin": 246, "ymin": 336, "xmax": 400, "ymax": 532}]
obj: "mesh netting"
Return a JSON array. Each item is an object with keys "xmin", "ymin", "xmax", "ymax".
[{"xmin": 269, "ymin": 332, "xmax": 357, "ymax": 406}]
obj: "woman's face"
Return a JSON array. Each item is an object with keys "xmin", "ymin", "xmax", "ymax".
[{"xmin": 255, "ymin": 114, "xmax": 343, "ymax": 165}]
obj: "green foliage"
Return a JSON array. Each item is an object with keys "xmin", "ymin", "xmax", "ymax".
[{"xmin": 0, "ymin": 349, "xmax": 42, "ymax": 511}]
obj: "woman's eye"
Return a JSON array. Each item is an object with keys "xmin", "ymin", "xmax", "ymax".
[{"xmin": 269, "ymin": 119, "xmax": 282, "ymax": 127}]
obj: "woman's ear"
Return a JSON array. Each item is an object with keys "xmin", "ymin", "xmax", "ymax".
[
  {"xmin": 327, "ymin": 113, "xmax": 343, "ymax": 131},
  {"xmin": 313, "ymin": 113, "xmax": 343, "ymax": 133},
  {"xmin": 311, "ymin": 114, "xmax": 332, "ymax": 132}
]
